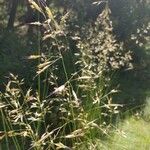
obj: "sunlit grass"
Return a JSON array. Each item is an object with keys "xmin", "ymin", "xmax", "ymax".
[{"xmin": 0, "ymin": 0, "xmax": 149, "ymax": 149}]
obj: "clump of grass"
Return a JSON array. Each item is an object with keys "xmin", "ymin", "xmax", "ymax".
[
  {"xmin": 0, "ymin": 1, "xmax": 133, "ymax": 149},
  {"xmin": 0, "ymin": 73, "xmax": 116, "ymax": 149}
]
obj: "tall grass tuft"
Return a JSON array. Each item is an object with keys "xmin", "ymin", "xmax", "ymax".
[{"xmin": 0, "ymin": 1, "xmax": 133, "ymax": 149}]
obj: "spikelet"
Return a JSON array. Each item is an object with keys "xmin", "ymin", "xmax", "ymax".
[{"xmin": 28, "ymin": 0, "xmax": 43, "ymax": 14}]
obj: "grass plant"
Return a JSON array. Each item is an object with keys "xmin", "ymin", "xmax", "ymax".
[{"xmin": 0, "ymin": 1, "xmax": 149, "ymax": 150}]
